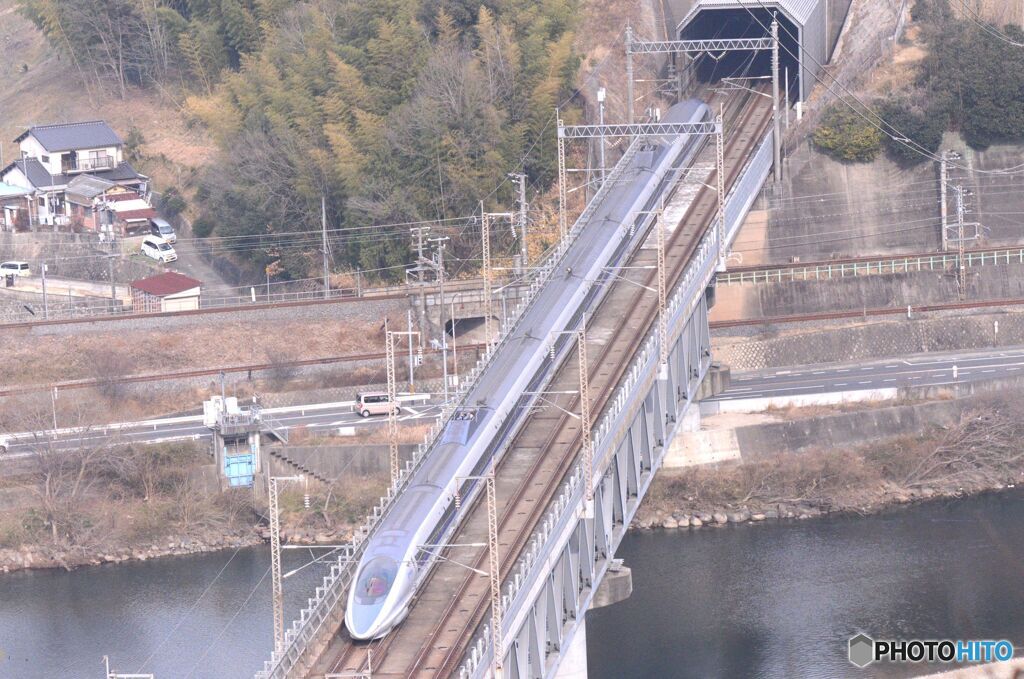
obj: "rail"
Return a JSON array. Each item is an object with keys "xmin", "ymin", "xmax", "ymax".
[
  {"xmin": 255, "ymin": 130, "xmax": 651, "ymax": 679},
  {"xmin": 457, "ymin": 123, "xmax": 775, "ymax": 678}
]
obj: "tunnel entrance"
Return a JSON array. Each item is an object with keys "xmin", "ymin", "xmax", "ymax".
[{"xmin": 680, "ymin": 8, "xmax": 801, "ymax": 103}]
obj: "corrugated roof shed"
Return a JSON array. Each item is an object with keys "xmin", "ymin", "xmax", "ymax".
[
  {"xmin": 14, "ymin": 121, "xmax": 122, "ymax": 152},
  {"xmin": 131, "ymin": 272, "xmax": 202, "ymax": 296},
  {"xmin": 679, "ymin": 0, "xmax": 819, "ymax": 26}
]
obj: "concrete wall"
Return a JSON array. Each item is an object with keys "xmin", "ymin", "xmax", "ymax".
[
  {"xmin": 712, "ymin": 260, "xmax": 1024, "ymax": 321},
  {"xmin": 714, "ymin": 308, "xmax": 1024, "ymax": 371},
  {"xmin": 669, "ymin": 397, "xmax": 982, "ymax": 467}
]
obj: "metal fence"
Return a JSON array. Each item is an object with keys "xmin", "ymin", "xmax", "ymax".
[{"xmin": 717, "ymin": 248, "xmax": 1024, "ymax": 285}]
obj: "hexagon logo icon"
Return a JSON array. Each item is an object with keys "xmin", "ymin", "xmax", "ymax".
[{"xmin": 849, "ymin": 633, "xmax": 875, "ymax": 668}]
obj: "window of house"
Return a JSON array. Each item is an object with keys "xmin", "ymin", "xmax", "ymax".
[
  {"xmin": 40, "ymin": 155, "xmax": 49, "ymax": 164},
  {"xmin": 37, "ymin": 197, "xmax": 45, "ymax": 208}
]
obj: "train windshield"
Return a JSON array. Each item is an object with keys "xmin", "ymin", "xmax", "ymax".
[{"xmin": 354, "ymin": 556, "xmax": 398, "ymax": 605}]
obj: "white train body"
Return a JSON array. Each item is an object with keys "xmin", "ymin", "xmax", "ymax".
[{"xmin": 346, "ymin": 99, "xmax": 712, "ymax": 640}]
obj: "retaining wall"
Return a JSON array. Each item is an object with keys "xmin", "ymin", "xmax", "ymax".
[{"xmin": 714, "ymin": 309, "xmax": 1024, "ymax": 371}]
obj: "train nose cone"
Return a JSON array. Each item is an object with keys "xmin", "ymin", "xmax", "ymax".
[{"xmin": 347, "ymin": 602, "xmax": 385, "ymax": 640}]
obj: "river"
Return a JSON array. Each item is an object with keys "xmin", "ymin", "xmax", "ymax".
[{"xmin": 1, "ymin": 491, "xmax": 1023, "ymax": 678}]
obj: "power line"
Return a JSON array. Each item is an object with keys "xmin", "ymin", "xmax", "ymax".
[{"xmin": 733, "ymin": 0, "xmax": 1024, "ymax": 175}]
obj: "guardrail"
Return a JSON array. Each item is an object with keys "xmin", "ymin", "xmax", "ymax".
[
  {"xmin": 457, "ymin": 127, "xmax": 774, "ymax": 678},
  {"xmin": 254, "ymin": 131, "xmax": 650, "ymax": 679},
  {"xmin": 718, "ymin": 247, "xmax": 1024, "ymax": 285}
]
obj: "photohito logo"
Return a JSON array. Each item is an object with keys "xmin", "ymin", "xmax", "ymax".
[{"xmin": 848, "ymin": 634, "xmax": 1014, "ymax": 668}]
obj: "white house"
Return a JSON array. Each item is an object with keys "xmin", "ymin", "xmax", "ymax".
[{"xmin": 0, "ymin": 121, "xmax": 149, "ymax": 228}]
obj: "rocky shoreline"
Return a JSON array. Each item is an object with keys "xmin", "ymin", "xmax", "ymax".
[
  {"xmin": 630, "ymin": 483, "xmax": 1018, "ymax": 531},
  {"xmin": 0, "ymin": 524, "xmax": 360, "ymax": 574}
]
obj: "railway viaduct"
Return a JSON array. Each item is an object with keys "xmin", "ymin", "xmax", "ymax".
[{"xmin": 256, "ymin": 2, "xmax": 855, "ymax": 677}]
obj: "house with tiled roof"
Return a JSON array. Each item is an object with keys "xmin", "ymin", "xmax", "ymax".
[
  {"xmin": 130, "ymin": 272, "xmax": 202, "ymax": 313},
  {"xmin": 0, "ymin": 120, "xmax": 150, "ymax": 230}
]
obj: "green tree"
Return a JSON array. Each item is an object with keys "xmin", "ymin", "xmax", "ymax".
[
  {"xmin": 879, "ymin": 100, "xmax": 946, "ymax": 166},
  {"xmin": 813, "ymin": 106, "xmax": 883, "ymax": 163}
]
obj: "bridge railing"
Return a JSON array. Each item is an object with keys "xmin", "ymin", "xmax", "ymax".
[
  {"xmin": 456, "ymin": 127, "xmax": 775, "ymax": 679},
  {"xmin": 254, "ymin": 136, "xmax": 648, "ymax": 679}
]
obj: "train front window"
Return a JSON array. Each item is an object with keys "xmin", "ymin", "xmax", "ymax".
[{"xmin": 354, "ymin": 556, "xmax": 398, "ymax": 605}]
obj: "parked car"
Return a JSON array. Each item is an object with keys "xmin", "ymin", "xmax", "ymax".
[
  {"xmin": 141, "ymin": 236, "xmax": 178, "ymax": 263},
  {"xmin": 0, "ymin": 435, "xmax": 9, "ymax": 455},
  {"xmin": 150, "ymin": 217, "xmax": 176, "ymax": 244},
  {"xmin": 353, "ymin": 392, "xmax": 400, "ymax": 417},
  {"xmin": 0, "ymin": 261, "xmax": 31, "ymax": 277}
]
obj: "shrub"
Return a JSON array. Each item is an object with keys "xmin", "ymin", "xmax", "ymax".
[
  {"xmin": 879, "ymin": 100, "xmax": 947, "ymax": 166},
  {"xmin": 192, "ymin": 214, "xmax": 215, "ymax": 238},
  {"xmin": 160, "ymin": 187, "xmax": 187, "ymax": 219},
  {"xmin": 812, "ymin": 106, "xmax": 883, "ymax": 163}
]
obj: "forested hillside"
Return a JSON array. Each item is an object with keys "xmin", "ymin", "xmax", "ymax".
[{"xmin": 23, "ymin": 0, "xmax": 582, "ymax": 281}]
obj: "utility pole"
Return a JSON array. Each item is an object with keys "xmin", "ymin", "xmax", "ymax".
[
  {"xmin": 481, "ymin": 203, "xmax": 494, "ymax": 347},
  {"xmin": 625, "ymin": 24, "xmax": 635, "ymax": 126},
  {"xmin": 385, "ymin": 320, "xmax": 418, "ymax": 487},
  {"xmin": 656, "ymin": 201, "xmax": 669, "ymax": 374},
  {"xmin": 454, "ymin": 473, "xmax": 503, "ymax": 679},
  {"xmin": 557, "ymin": 111, "xmax": 568, "ymax": 239},
  {"xmin": 107, "ymin": 254, "xmax": 117, "ymax": 311},
  {"xmin": 716, "ymin": 103, "xmax": 727, "ymax": 271},
  {"xmin": 269, "ymin": 475, "xmax": 303, "ymax": 655},
  {"xmin": 597, "ymin": 87, "xmax": 607, "ymax": 186},
  {"xmin": 940, "ymin": 151, "xmax": 949, "ymax": 250},
  {"xmin": 429, "ymin": 236, "xmax": 450, "ymax": 403},
  {"xmin": 771, "ymin": 16, "xmax": 783, "ymax": 185},
  {"xmin": 955, "ymin": 184, "xmax": 967, "ymax": 300},
  {"xmin": 485, "ymin": 473, "xmax": 503, "ymax": 679},
  {"xmin": 514, "ymin": 173, "xmax": 528, "ymax": 268},
  {"xmin": 321, "ymin": 195, "xmax": 330, "ymax": 299},
  {"xmin": 407, "ymin": 308, "xmax": 415, "ymax": 392},
  {"xmin": 41, "ymin": 260, "xmax": 48, "ymax": 319},
  {"xmin": 577, "ymin": 318, "xmax": 593, "ymax": 515}
]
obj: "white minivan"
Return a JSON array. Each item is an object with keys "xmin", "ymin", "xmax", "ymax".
[
  {"xmin": 0, "ymin": 261, "xmax": 31, "ymax": 277},
  {"xmin": 353, "ymin": 392, "xmax": 400, "ymax": 417},
  {"xmin": 141, "ymin": 236, "xmax": 177, "ymax": 263}
]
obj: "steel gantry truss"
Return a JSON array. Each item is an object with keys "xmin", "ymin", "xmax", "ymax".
[
  {"xmin": 556, "ymin": 118, "xmax": 724, "ymax": 253},
  {"xmin": 624, "ymin": 24, "xmax": 773, "ymax": 125}
]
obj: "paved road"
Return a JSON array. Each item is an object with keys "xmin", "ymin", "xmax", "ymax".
[
  {"xmin": 713, "ymin": 347, "xmax": 1024, "ymax": 401},
  {"xmin": 1, "ymin": 395, "xmax": 438, "ymax": 459}
]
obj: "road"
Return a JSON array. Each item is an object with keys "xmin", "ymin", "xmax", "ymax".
[
  {"xmin": 1, "ymin": 394, "xmax": 438, "ymax": 459},
  {"xmin": 713, "ymin": 346, "xmax": 1024, "ymax": 400}
]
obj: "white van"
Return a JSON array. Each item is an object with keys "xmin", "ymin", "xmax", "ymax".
[
  {"xmin": 141, "ymin": 235, "xmax": 178, "ymax": 263},
  {"xmin": 150, "ymin": 217, "xmax": 176, "ymax": 243},
  {"xmin": 0, "ymin": 261, "xmax": 31, "ymax": 277},
  {"xmin": 353, "ymin": 392, "xmax": 400, "ymax": 417}
]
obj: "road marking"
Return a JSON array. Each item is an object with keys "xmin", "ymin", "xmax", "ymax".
[
  {"xmin": 883, "ymin": 379, "xmax": 896, "ymax": 383},
  {"xmin": 837, "ymin": 369, "xmax": 849, "ymax": 373},
  {"xmin": 982, "ymin": 369, "xmax": 996, "ymax": 373},
  {"xmin": 858, "ymin": 381, "xmax": 872, "ymax": 385},
  {"xmin": 835, "ymin": 383, "xmax": 847, "ymax": 387}
]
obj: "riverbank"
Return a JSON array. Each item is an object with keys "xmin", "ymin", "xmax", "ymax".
[
  {"xmin": 0, "ymin": 439, "xmax": 385, "ymax": 574},
  {"xmin": 635, "ymin": 400, "xmax": 1024, "ymax": 530}
]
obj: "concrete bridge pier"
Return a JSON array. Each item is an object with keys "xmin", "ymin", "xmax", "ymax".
[{"xmin": 555, "ymin": 561, "xmax": 633, "ymax": 679}]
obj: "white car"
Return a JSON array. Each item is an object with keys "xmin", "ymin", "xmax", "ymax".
[
  {"xmin": 0, "ymin": 261, "xmax": 31, "ymax": 277},
  {"xmin": 141, "ymin": 235, "xmax": 178, "ymax": 263},
  {"xmin": 0, "ymin": 435, "xmax": 9, "ymax": 455}
]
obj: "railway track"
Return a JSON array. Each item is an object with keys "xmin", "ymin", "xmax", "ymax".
[
  {"xmin": 0, "ymin": 344, "xmax": 485, "ymax": 397},
  {"xmin": 0, "ymin": 278, "xmax": 523, "ymax": 331},
  {"xmin": 710, "ymin": 297, "xmax": 1024, "ymax": 329},
  {"xmin": 311, "ymin": 90, "xmax": 774, "ymax": 678}
]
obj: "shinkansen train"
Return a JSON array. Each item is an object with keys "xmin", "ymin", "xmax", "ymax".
[{"xmin": 346, "ymin": 98, "xmax": 712, "ymax": 641}]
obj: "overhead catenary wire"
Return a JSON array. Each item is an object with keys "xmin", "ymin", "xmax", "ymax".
[{"xmin": 732, "ymin": 0, "xmax": 1024, "ymax": 175}]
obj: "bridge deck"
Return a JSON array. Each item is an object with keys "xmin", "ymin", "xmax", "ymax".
[{"xmin": 308, "ymin": 89, "xmax": 773, "ymax": 678}]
